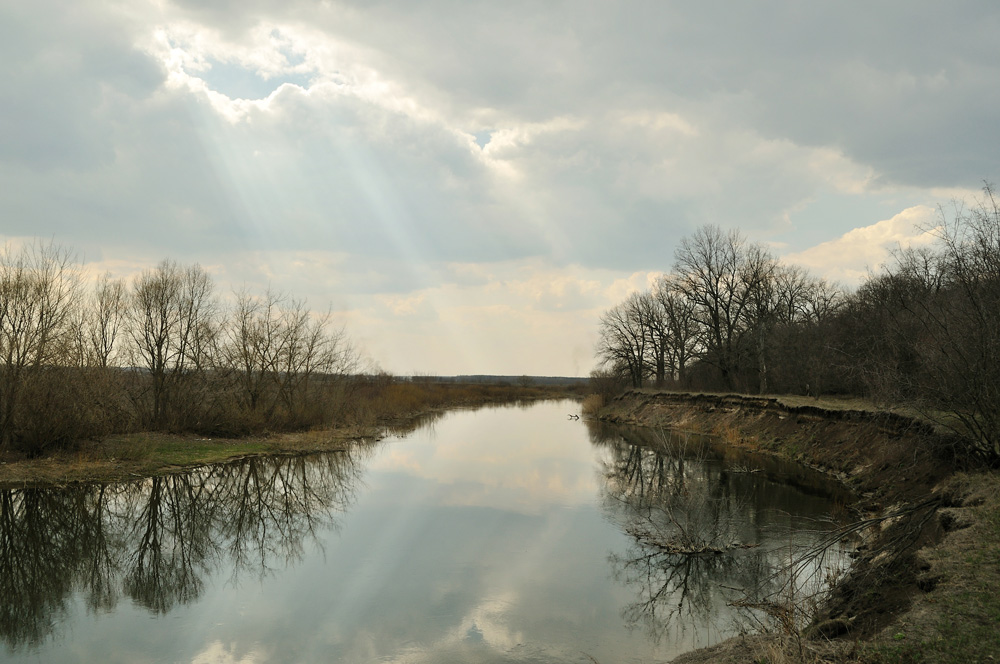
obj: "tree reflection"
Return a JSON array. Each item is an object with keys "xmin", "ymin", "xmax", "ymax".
[
  {"xmin": 590, "ymin": 423, "xmax": 846, "ymax": 642},
  {"xmin": 0, "ymin": 446, "xmax": 369, "ymax": 651},
  {"xmin": 122, "ymin": 474, "xmax": 215, "ymax": 613},
  {"xmin": 0, "ymin": 490, "xmax": 78, "ymax": 649}
]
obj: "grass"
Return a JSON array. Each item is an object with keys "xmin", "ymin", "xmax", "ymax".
[
  {"xmin": 0, "ymin": 426, "xmax": 387, "ymax": 487},
  {"xmin": 0, "ymin": 382, "xmax": 583, "ymax": 487},
  {"xmin": 92, "ymin": 431, "xmax": 287, "ymax": 466},
  {"xmin": 630, "ymin": 387, "xmax": 880, "ymax": 411},
  {"xmin": 856, "ymin": 472, "xmax": 1000, "ymax": 663},
  {"xmin": 144, "ymin": 436, "xmax": 274, "ymax": 466},
  {"xmin": 581, "ymin": 394, "xmax": 603, "ymax": 416},
  {"xmin": 0, "ymin": 429, "xmax": 385, "ymax": 487},
  {"xmin": 670, "ymin": 473, "xmax": 1000, "ymax": 664}
]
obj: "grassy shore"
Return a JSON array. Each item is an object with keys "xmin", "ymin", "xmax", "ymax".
[
  {"xmin": 857, "ymin": 472, "xmax": 1000, "ymax": 664},
  {"xmin": 0, "ymin": 382, "xmax": 583, "ymax": 488},
  {"xmin": 0, "ymin": 428, "xmax": 369, "ymax": 487}
]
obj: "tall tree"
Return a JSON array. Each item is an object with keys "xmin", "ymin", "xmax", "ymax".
[
  {"xmin": 0, "ymin": 242, "xmax": 77, "ymax": 449},
  {"xmin": 892, "ymin": 187, "xmax": 1000, "ymax": 461},
  {"xmin": 87, "ymin": 273, "xmax": 127, "ymax": 369},
  {"xmin": 597, "ymin": 293, "xmax": 650, "ymax": 387},
  {"xmin": 673, "ymin": 225, "xmax": 775, "ymax": 391},
  {"xmin": 128, "ymin": 261, "xmax": 217, "ymax": 427},
  {"xmin": 652, "ymin": 275, "xmax": 698, "ymax": 385}
]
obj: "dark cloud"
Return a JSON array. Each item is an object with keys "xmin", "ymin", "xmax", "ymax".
[
  {"xmin": 283, "ymin": 0, "xmax": 1000, "ymax": 188},
  {"xmin": 0, "ymin": 1, "xmax": 162, "ymax": 171}
]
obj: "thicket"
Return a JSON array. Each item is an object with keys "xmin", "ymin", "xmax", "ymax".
[
  {"xmin": 595, "ymin": 184, "xmax": 1000, "ymax": 465},
  {"xmin": 0, "ymin": 248, "xmax": 409, "ymax": 457}
]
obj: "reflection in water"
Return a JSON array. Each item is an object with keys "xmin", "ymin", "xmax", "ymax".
[
  {"xmin": 589, "ymin": 422, "xmax": 851, "ymax": 643},
  {"xmin": 0, "ymin": 404, "xmax": 856, "ymax": 663},
  {"xmin": 0, "ymin": 449, "xmax": 367, "ymax": 650}
]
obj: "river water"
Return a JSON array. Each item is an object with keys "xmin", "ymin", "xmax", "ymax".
[{"xmin": 0, "ymin": 400, "xmax": 851, "ymax": 663}]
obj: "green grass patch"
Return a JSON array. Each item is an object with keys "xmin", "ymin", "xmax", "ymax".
[
  {"xmin": 96, "ymin": 432, "xmax": 275, "ymax": 469},
  {"xmin": 864, "ymin": 618, "xmax": 1000, "ymax": 664},
  {"xmin": 860, "ymin": 473, "xmax": 1000, "ymax": 663},
  {"xmin": 148, "ymin": 438, "xmax": 274, "ymax": 467}
]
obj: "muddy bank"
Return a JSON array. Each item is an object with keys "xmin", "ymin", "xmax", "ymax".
[
  {"xmin": 600, "ymin": 390, "xmax": 951, "ymax": 507},
  {"xmin": 598, "ymin": 389, "xmax": 984, "ymax": 663}
]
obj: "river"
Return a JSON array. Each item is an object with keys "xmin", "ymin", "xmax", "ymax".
[{"xmin": 0, "ymin": 400, "xmax": 851, "ymax": 663}]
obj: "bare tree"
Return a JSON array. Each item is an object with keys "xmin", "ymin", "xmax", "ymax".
[
  {"xmin": 673, "ymin": 225, "xmax": 776, "ymax": 391},
  {"xmin": 221, "ymin": 288, "xmax": 283, "ymax": 415},
  {"xmin": 220, "ymin": 287, "xmax": 358, "ymax": 428},
  {"xmin": 87, "ymin": 273, "xmax": 127, "ymax": 369},
  {"xmin": 597, "ymin": 293, "xmax": 650, "ymax": 388},
  {"xmin": 177, "ymin": 264, "xmax": 217, "ymax": 377},
  {"xmin": 739, "ymin": 244, "xmax": 779, "ymax": 393},
  {"xmin": 127, "ymin": 261, "xmax": 218, "ymax": 428},
  {"xmin": 633, "ymin": 291, "xmax": 670, "ymax": 387},
  {"xmin": 767, "ymin": 270, "xmax": 846, "ymax": 396},
  {"xmin": 0, "ymin": 242, "xmax": 78, "ymax": 449},
  {"xmin": 652, "ymin": 275, "xmax": 698, "ymax": 385},
  {"xmin": 275, "ymin": 303, "xmax": 356, "ymax": 421},
  {"xmin": 882, "ymin": 185, "xmax": 1000, "ymax": 461}
]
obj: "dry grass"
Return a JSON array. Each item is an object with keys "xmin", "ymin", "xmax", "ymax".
[
  {"xmin": 581, "ymin": 394, "xmax": 603, "ymax": 416},
  {"xmin": 0, "ymin": 381, "xmax": 579, "ymax": 487},
  {"xmin": 855, "ymin": 472, "xmax": 1000, "ymax": 663},
  {"xmin": 751, "ymin": 636, "xmax": 833, "ymax": 664},
  {"xmin": 675, "ymin": 473, "xmax": 1000, "ymax": 664},
  {"xmin": 0, "ymin": 430, "xmax": 366, "ymax": 488}
]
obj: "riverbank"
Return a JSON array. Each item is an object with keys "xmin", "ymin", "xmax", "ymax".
[
  {"xmin": 596, "ymin": 389, "xmax": 1000, "ymax": 663},
  {"xmin": 0, "ymin": 427, "xmax": 371, "ymax": 488},
  {"xmin": 0, "ymin": 384, "xmax": 580, "ymax": 489}
]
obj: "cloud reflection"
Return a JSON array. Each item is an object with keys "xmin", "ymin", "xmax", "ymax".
[{"xmin": 370, "ymin": 403, "xmax": 599, "ymax": 513}]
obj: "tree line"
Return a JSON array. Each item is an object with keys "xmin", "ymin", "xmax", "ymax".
[
  {"xmin": 595, "ymin": 184, "xmax": 1000, "ymax": 465},
  {"xmin": 0, "ymin": 248, "xmax": 361, "ymax": 456}
]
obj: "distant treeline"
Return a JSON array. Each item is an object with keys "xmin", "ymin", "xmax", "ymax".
[
  {"xmin": 595, "ymin": 184, "xmax": 1000, "ymax": 465},
  {"xmin": 409, "ymin": 375, "xmax": 588, "ymax": 386}
]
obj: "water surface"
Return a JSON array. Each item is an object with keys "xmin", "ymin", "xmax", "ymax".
[{"xmin": 0, "ymin": 400, "xmax": 850, "ymax": 663}]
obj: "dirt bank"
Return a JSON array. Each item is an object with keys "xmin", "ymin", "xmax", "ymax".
[
  {"xmin": 600, "ymin": 390, "xmax": 950, "ymax": 506},
  {"xmin": 599, "ymin": 389, "xmax": 999, "ymax": 663}
]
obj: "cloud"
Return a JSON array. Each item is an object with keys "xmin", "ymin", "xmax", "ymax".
[
  {"xmin": 191, "ymin": 641, "xmax": 262, "ymax": 664},
  {"xmin": 336, "ymin": 261, "xmax": 656, "ymax": 376},
  {"xmin": 377, "ymin": 292, "xmax": 434, "ymax": 318},
  {"xmin": 11, "ymin": 0, "xmax": 980, "ymax": 270},
  {"xmin": 4, "ymin": 0, "xmax": 998, "ymax": 375},
  {"xmin": 782, "ymin": 206, "xmax": 941, "ymax": 285}
]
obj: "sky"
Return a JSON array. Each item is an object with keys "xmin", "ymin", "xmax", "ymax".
[{"xmin": 2, "ymin": 0, "xmax": 998, "ymax": 377}]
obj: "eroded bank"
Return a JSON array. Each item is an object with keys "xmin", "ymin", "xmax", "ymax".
[{"xmin": 597, "ymin": 389, "xmax": 998, "ymax": 663}]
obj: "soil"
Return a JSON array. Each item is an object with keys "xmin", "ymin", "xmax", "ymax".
[{"xmin": 597, "ymin": 389, "xmax": 997, "ymax": 663}]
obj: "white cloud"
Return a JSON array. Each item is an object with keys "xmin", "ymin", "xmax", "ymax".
[
  {"xmin": 782, "ymin": 206, "xmax": 941, "ymax": 285},
  {"xmin": 191, "ymin": 641, "xmax": 263, "ymax": 664}
]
